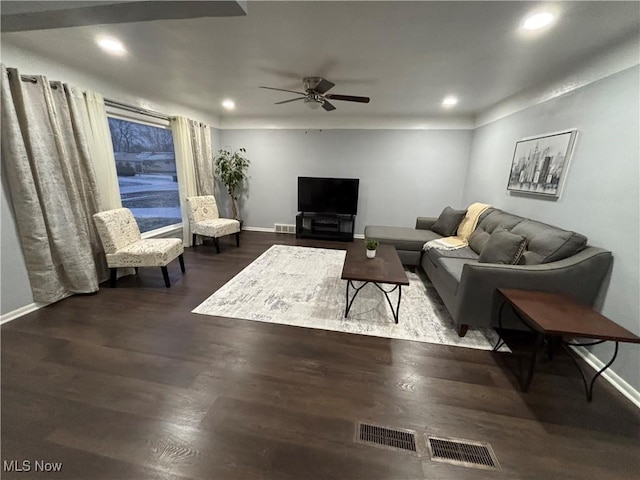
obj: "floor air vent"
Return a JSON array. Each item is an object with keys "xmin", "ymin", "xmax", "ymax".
[
  {"xmin": 357, "ymin": 422, "xmax": 417, "ymax": 453},
  {"xmin": 274, "ymin": 223, "xmax": 296, "ymax": 234},
  {"xmin": 427, "ymin": 436, "xmax": 500, "ymax": 470}
]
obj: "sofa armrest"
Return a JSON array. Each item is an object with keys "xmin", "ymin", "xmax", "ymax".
[
  {"xmin": 416, "ymin": 217, "xmax": 437, "ymax": 230},
  {"xmin": 454, "ymin": 247, "xmax": 613, "ymax": 329}
]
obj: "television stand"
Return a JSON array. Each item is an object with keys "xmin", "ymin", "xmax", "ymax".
[{"xmin": 296, "ymin": 213, "xmax": 355, "ymax": 242}]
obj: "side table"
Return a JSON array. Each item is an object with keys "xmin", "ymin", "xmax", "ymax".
[{"xmin": 493, "ymin": 288, "xmax": 640, "ymax": 402}]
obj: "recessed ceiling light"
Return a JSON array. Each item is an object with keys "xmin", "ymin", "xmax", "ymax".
[
  {"xmin": 522, "ymin": 12, "xmax": 555, "ymax": 31},
  {"xmin": 96, "ymin": 36, "xmax": 127, "ymax": 55},
  {"xmin": 222, "ymin": 99, "xmax": 236, "ymax": 110},
  {"xmin": 442, "ymin": 96, "xmax": 458, "ymax": 107}
]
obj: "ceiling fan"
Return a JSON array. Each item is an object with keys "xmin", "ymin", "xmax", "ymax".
[{"xmin": 260, "ymin": 77, "xmax": 370, "ymax": 111}]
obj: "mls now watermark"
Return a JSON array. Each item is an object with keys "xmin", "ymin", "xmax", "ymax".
[{"xmin": 3, "ymin": 460, "xmax": 63, "ymax": 473}]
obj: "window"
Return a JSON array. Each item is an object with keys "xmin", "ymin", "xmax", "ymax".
[{"xmin": 107, "ymin": 116, "xmax": 181, "ymax": 233}]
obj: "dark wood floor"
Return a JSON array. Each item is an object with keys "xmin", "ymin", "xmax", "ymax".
[{"xmin": 2, "ymin": 232, "xmax": 639, "ymax": 479}]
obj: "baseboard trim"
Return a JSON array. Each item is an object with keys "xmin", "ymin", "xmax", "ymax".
[
  {"xmin": 1, "ymin": 302, "xmax": 48, "ymax": 325},
  {"xmin": 242, "ymin": 226, "xmax": 274, "ymax": 233},
  {"xmin": 571, "ymin": 345, "xmax": 640, "ymax": 409},
  {"xmin": 242, "ymin": 226, "xmax": 365, "ymax": 239}
]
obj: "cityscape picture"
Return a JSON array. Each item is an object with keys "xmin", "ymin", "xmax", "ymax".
[{"xmin": 507, "ymin": 130, "xmax": 577, "ymax": 198}]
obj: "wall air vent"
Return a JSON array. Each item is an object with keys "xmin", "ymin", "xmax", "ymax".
[{"xmin": 274, "ymin": 223, "xmax": 296, "ymax": 234}]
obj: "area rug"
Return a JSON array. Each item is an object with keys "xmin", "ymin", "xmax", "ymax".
[{"xmin": 193, "ymin": 245, "xmax": 503, "ymax": 351}]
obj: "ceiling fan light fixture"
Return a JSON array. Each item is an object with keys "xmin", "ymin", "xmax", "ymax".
[
  {"xmin": 262, "ymin": 77, "xmax": 370, "ymax": 112},
  {"xmin": 304, "ymin": 98, "xmax": 322, "ymax": 110}
]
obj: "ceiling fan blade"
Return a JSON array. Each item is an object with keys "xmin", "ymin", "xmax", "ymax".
[
  {"xmin": 260, "ymin": 86, "xmax": 306, "ymax": 95},
  {"xmin": 274, "ymin": 97, "xmax": 306, "ymax": 105},
  {"xmin": 325, "ymin": 94, "xmax": 370, "ymax": 103},
  {"xmin": 322, "ymin": 100, "xmax": 336, "ymax": 112},
  {"xmin": 314, "ymin": 78, "xmax": 335, "ymax": 94}
]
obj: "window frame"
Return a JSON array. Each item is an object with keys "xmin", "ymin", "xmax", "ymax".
[{"xmin": 106, "ymin": 107, "xmax": 182, "ymax": 237}]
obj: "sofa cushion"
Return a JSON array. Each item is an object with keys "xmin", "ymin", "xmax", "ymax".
[
  {"xmin": 511, "ymin": 219, "xmax": 587, "ymax": 264},
  {"xmin": 469, "ymin": 209, "xmax": 587, "ymax": 264},
  {"xmin": 469, "ymin": 210, "xmax": 525, "ymax": 254},
  {"xmin": 431, "ymin": 207, "xmax": 467, "ymax": 236},
  {"xmin": 436, "ymin": 258, "xmax": 478, "ymax": 294},
  {"xmin": 465, "ymin": 208, "xmax": 495, "ymax": 251},
  {"xmin": 478, "ymin": 227, "xmax": 527, "ymax": 264},
  {"xmin": 468, "ymin": 228, "xmax": 490, "ymax": 254},
  {"xmin": 364, "ymin": 225, "xmax": 441, "ymax": 252},
  {"xmin": 426, "ymin": 246, "xmax": 479, "ymax": 262}
]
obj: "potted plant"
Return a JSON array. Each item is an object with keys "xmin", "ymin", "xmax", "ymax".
[
  {"xmin": 214, "ymin": 147, "xmax": 250, "ymax": 221},
  {"xmin": 365, "ymin": 239, "xmax": 379, "ymax": 259}
]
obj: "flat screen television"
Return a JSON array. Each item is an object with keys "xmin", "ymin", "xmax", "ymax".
[{"xmin": 298, "ymin": 177, "xmax": 359, "ymax": 215}]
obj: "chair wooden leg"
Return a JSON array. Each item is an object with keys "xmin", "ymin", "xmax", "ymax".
[
  {"xmin": 214, "ymin": 237, "xmax": 220, "ymax": 254},
  {"xmin": 135, "ymin": 267, "xmax": 139, "ymax": 275},
  {"xmin": 110, "ymin": 268, "xmax": 117, "ymax": 288},
  {"xmin": 235, "ymin": 232, "xmax": 240, "ymax": 247},
  {"xmin": 178, "ymin": 254, "xmax": 185, "ymax": 273},
  {"xmin": 161, "ymin": 266, "xmax": 171, "ymax": 288},
  {"xmin": 192, "ymin": 233, "xmax": 197, "ymax": 246}
]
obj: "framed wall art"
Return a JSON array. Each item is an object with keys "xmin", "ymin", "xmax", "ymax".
[{"xmin": 506, "ymin": 129, "xmax": 577, "ymax": 198}]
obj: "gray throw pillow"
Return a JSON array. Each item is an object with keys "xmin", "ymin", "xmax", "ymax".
[
  {"xmin": 478, "ymin": 226, "xmax": 527, "ymax": 264},
  {"xmin": 431, "ymin": 207, "xmax": 466, "ymax": 237},
  {"xmin": 468, "ymin": 227, "xmax": 490, "ymax": 254}
]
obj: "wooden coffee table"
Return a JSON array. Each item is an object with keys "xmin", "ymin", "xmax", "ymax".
[
  {"xmin": 494, "ymin": 288, "xmax": 640, "ymax": 401},
  {"xmin": 341, "ymin": 244, "xmax": 409, "ymax": 323}
]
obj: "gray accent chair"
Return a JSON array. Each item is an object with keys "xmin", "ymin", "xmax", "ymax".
[{"xmin": 366, "ymin": 208, "xmax": 613, "ymax": 337}]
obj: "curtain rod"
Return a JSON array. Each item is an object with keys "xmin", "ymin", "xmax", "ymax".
[
  {"xmin": 104, "ymin": 98, "xmax": 170, "ymax": 121},
  {"xmin": 14, "ymin": 73, "xmax": 65, "ymax": 90},
  {"xmin": 11, "ymin": 72, "xmax": 181, "ymax": 124},
  {"xmin": 17, "ymin": 74, "xmax": 37, "ymax": 83}
]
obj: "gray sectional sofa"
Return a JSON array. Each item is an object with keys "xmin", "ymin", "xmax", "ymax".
[{"xmin": 365, "ymin": 208, "xmax": 613, "ymax": 336}]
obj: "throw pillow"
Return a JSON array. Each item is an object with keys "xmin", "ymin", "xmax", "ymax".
[
  {"xmin": 431, "ymin": 206, "xmax": 467, "ymax": 237},
  {"xmin": 478, "ymin": 226, "xmax": 527, "ymax": 264},
  {"xmin": 468, "ymin": 227, "xmax": 490, "ymax": 254}
]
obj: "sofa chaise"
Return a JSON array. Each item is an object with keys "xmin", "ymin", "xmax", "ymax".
[{"xmin": 365, "ymin": 207, "xmax": 613, "ymax": 336}]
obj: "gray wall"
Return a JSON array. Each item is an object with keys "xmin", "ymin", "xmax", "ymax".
[
  {"xmin": 463, "ymin": 66, "xmax": 640, "ymax": 391},
  {"xmin": 219, "ymin": 129, "xmax": 473, "ymax": 234}
]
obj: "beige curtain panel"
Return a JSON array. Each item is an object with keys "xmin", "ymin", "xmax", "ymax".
[
  {"xmin": 171, "ymin": 116, "xmax": 199, "ymax": 246},
  {"xmin": 83, "ymin": 91, "xmax": 122, "ymax": 210},
  {"xmin": 171, "ymin": 116, "xmax": 215, "ymax": 246},
  {"xmin": 189, "ymin": 119, "xmax": 215, "ymax": 197},
  {"xmin": 1, "ymin": 66, "xmax": 107, "ymax": 303}
]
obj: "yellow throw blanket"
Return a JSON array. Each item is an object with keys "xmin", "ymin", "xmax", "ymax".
[
  {"xmin": 423, "ymin": 203, "xmax": 492, "ymax": 251},
  {"xmin": 457, "ymin": 202, "xmax": 492, "ymax": 240}
]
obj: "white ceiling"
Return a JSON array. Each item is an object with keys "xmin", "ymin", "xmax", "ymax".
[{"xmin": 2, "ymin": 1, "xmax": 639, "ymax": 123}]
